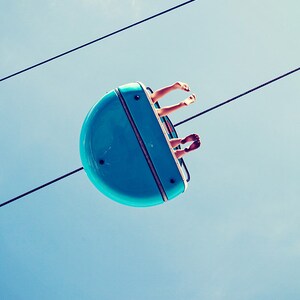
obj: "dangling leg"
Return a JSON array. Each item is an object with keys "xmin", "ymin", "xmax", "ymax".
[
  {"xmin": 174, "ymin": 134, "xmax": 201, "ymax": 159},
  {"xmin": 169, "ymin": 138, "xmax": 182, "ymax": 148},
  {"xmin": 151, "ymin": 81, "xmax": 190, "ymax": 104},
  {"xmin": 156, "ymin": 94, "xmax": 196, "ymax": 117},
  {"xmin": 181, "ymin": 133, "xmax": 200, "ymax": 144}
]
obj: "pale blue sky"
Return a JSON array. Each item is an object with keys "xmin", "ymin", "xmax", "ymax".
[{"xmin": 1, "ymin": 1, "xmax": 300, "ymax": 299}]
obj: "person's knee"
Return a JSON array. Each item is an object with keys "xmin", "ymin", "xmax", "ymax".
[
  {"xmin": 150, "ymin": 93, "xmax": 157, "ymax": 103},
  {"xmin": 156, "ymin": 108, "xmax": 163, "ymax": 116}
]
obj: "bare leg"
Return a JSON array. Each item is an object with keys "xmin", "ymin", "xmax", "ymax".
[
  {"xmin": 181, "ymin": 133, "xmax": 200, "ymax": 144},
  {"xmin": 157, "ymin": 94, "xmax": 196, "ymax": 117},
  {"xmin": 151, "ymin": 81, "xmax": 190, "ymax": 103},
  {"xmin": 174, "ymin": 149, "xmax": 186, "ymax": 159},
  {"xmin": 169, "ymin": 138, "xmax": 182, "ymax": 148},
  {"xmin": 174, "ymin": 134, "xmax": 201, "ymax": 159}
]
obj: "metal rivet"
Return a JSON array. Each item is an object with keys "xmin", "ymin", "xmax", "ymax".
[
  {"xmin": 170, "ymin": 178, "xmax": 176, "ymax": 184},
  {"xmin": 99, "ymin": 159, "xmax": 105, "ymax": 165},
  {"xmin": 134, "ymin": 95, "xmax": 140, "ymax": 100}
]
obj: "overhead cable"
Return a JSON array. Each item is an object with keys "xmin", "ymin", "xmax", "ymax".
[
  {"xmin": 0, "ymin": 0, "xmax": 196, "ymax": 82},
  {"xmin": 0, "ymin": 167, "xmax": 83, "ymax": 208},
  {"xmin": 1, "ymin": 66, "xmax": 299, "ymax": 208},
  {"xmin": 174, "ymin": 67, "xmax": 300, "ymax": 127}
]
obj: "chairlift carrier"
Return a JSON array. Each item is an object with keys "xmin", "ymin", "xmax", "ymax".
[{"xmin": 80, "ymin": 82, "xmax": 190, "ymax": 207}]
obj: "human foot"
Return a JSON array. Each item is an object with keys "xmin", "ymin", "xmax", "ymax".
[
  {"xmin": 174, "ymin": 81, "xmax": 190, "ymax": 92},
  {"xmin": 182, "ymin": 94, "xmax": 196, "ymax": 106},
  {"xmin": 181, "ymin": 134, "xmax": 200, "ymax": 144},
  {"xmin": 184, "ymin": 139, "xmax": 201, "ymax": 153}
]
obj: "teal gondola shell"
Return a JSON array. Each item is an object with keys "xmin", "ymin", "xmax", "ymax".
[{"xmin": 80, "ymin": 82, "xmax": 190, "ymax": 207}]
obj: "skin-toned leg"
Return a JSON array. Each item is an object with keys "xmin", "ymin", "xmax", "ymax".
[
  {"xmin": 174, "ymin": 149, "xmax": 186, "ymax": 159},
  {"xmin": 156, "ymin": 94, "xmax": 196, "ymax": 117},
  {"xmin": 169, "ymin": 134, "xmax": 200, "ymax": 149},
  {"xmin": 181, "ymin": 133, "xmax": 200, "ymax": 144},
  {"xmin": 173, "ymin": 134, "xmax": 201, "ymax": 159},
  {"xmin": 151, "ymin": 81, "xmax": 190, "ymax": 104},
  {"xmin": 169, "ymin": 138, "xmax": 182, "ymax": 148}
]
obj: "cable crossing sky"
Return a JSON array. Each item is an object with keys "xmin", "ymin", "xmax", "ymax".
[
  {"xmin": 0, "ymin": 0, "xmax": 196, "ymax": 83},
  {"xmin": 1, "ymin": 66, "xmax": 299, "ymax": 208},
  {"xmin": 1, "ymin": 0, "xmax": 299, "ymax": 208}
]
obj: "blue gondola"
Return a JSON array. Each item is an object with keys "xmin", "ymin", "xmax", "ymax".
[{"xmin": 80, "ymin": 82, "xmax": 190, "ymax": 207}]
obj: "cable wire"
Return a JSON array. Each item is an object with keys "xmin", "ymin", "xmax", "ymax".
[
  {"xmin": 0, "ymin": 0, "xmax": 196, "ymax": 83},
  {"xmin": 1, "ymin": 66, "xmax": 299, "ymax": 208},
  {"xmin": 174, "ymin": 67, "xmax": 300, "ymax": 127},
  {"xmin": 0, "ymin": 167, "xmax": 83, "ymax": 208}
]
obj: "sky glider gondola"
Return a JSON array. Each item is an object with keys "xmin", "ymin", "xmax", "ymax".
[
  {"xmin": 2, "ymin": 69, "xmax": 299, "ymax": 208},
  {"xmin": 80, "ymin": 82, "xmax": 191, "ymax": 207}
]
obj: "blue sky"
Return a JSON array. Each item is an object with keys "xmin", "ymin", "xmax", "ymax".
[{"xmin": 1, "ymin": 1, "xmax": 300, "ymax": 299}]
